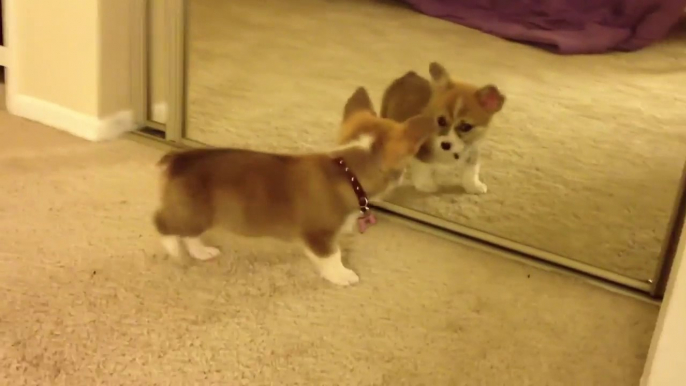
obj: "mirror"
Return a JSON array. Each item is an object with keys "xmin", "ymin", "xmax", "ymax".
[
  {"xmin": 182, "ymin": 0, "xmax": 686, "ymax": 283},
  {"xmin": 148, "ymin": 0, "xmax": 169, "ymax": 125}
]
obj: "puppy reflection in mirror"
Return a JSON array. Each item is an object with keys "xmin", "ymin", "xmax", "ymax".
[
  {"xmin": 381, "ymin": 62, "xmax": 506, "ymax": 194},
  {"xmin": 153, "ymin": 87, "xmax": 436, "ymax": 286}
]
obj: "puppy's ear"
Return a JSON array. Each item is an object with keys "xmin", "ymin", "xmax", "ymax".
[
  {"xmin": 343, "ymin": 87, "xmax": 376, "ymax": 122},
  {"xmin": 402, "ymin": 115, "xmax": 437, "ymax": 152},
  {"xmin": 429, "ymin": 62, "xmax": 451, "ymax": 88},
  {"xmin": 475, "ymin": 85, "xmax": 505, "ymax": 113}
]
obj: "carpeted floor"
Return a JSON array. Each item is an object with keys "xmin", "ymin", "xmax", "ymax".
[
  {"xmin": 0, "ymin": 84, "xmax": 660, "ymax": 385},
  {"xmin": 185, "ymin": 0, "xmax": 686, "ymax": 280}
]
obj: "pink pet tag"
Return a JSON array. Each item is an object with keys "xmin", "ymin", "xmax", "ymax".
[{"xmin": 357, "ymin": 213, "xmax": 377, "ymax": 234}]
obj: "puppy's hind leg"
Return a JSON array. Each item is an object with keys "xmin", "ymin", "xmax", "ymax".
[
  {"xmin": 183, "ymin": 238, "xmax": 221, "ymax": 261},
  {"xmin": 153, "ymin": 206, "xmax": 219, "ymax": 261},
  {"xmin": 154, "ymin": 209, "xmax": 182, "ymax": 258},
  {"xmin": 303, "ymin": 231, "xmax": 359, "ymax": 286}
]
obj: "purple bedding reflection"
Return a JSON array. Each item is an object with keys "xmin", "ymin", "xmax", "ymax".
[{"xmin": 400, "ymin": 0, "xmax": 686, "ymax": 54}]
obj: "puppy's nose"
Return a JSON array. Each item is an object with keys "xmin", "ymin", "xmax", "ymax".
[{"xmin": 440, "ymin": 142, "xmax": 452, "ymax": 151}]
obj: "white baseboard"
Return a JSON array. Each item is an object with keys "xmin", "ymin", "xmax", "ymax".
[
  {"xmin": 151, "ymin": 101, "xmax": 168, "ymax": 124},
  {"xmin": 8, "ymin": 94, "xmax": 137, "ymax": 141}
]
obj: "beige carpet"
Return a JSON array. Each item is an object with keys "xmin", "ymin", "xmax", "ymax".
[
  {"xmin": 185, "ymin": 0, "xmax": 686, "ymax": 281},
  {"xmin": 0, "ymin": 85, "xmax": 660, "ymax": 384}
]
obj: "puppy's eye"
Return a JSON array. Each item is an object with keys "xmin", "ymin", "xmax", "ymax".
[
  {"xmin": 457, "ymin": 122, "xmax": 474, "ymax": 132},
  {"xmin": 437, "ymin": 116, "xmax": 448, "ymax": 127}
]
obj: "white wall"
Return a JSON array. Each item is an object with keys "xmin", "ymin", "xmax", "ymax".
[
  {"xmin": 5, "ymin": 0, "xmax": 136, "ymax": 141},
  {"xmin": 642, "ymin": 217, "xmax": 686, "ymax": 386},
  {"xmin": 9, "ymin": 0, "xmax": 99, "ymax": 116}
]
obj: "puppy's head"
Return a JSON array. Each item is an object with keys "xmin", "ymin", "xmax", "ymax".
[
  {"xmin": 425, "ymin": 62, "xmax": 506, "ymax": 159},
  {"xmin": 340, "ymin": 87, "xmax": 436, "ymax": 174}
]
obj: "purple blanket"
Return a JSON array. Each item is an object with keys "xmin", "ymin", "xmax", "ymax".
[{"xmin": 401, "ymin": 0, "xmax": 686, "ymax": 54}]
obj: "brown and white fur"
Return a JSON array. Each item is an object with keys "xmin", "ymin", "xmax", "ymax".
[
  {"xmin": 380, "ymin": 62, "xmax": 506, "ymax": 194},
  {"xmin": 152, "ymin": 87, "xmax": 436, "ymax": 286}
]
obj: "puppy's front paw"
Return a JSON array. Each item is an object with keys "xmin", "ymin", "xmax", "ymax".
[
  {"xmin": 188, "ymin": 245, "xmax": 221, "ymax": 261},
  {"xmin": 464, "ymin": 180, "xmax": 488, "ymax": 195},
  {"xmin": 321, "ymin": 266, "xmax": 360, "ymax": 286}
]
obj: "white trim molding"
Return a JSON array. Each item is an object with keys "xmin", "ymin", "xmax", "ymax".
[
  {"xmin": 10, "ymin": 94, "xmax": 136, "ymax": 141},
  {"xmin": 642, "ymin": 219, "xmax": 686, "ymax": 385}
]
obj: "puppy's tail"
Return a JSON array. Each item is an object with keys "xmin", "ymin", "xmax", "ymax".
[
  {"xmin": 381, "ymin": 71, "xmax": 427, "ymax": 120},
  {"xmin": 380, "ymin": 80, "xmax": 403, "ymax": 119},
  {"xmin": 380, "ymin": 75, "xmax": 410, "ymax": 119},
  {"xmin": 157, "ymin": 148, "xmax": 218, "ymax": 178},
  {"xmin": 157, "ymin": 151, "xmax": 180, "ymax": 168},
  {"xmin": 157, "ymin": 151, "xmax": 189, "ymax": 180}
]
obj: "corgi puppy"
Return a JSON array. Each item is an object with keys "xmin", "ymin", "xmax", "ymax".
[
  {"xmin": 380, "ymin": 62, "xmax": 506, "ymax": 194},
  {"xmin": 153, "ymin": 87, "xmax": 436, "ymax": 286}
]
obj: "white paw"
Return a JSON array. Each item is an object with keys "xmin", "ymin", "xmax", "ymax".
[
  {"xmin": 464, "ymin": 180, "xmax": 488, "ymax": 194},
  {"xmin": 414, "ymin": 179, "xmax": 439, "ymax": 193},
  {"xmin": 321, "ymin": 266, "xmax": 360, "ymax": 286},
  {"xmin": 187, "ymin": 245, "xmax": 221, "ymax": 261},
  {"xmin": 160, "ymin": 236, "xmax": 181, "ymax": 257}
]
